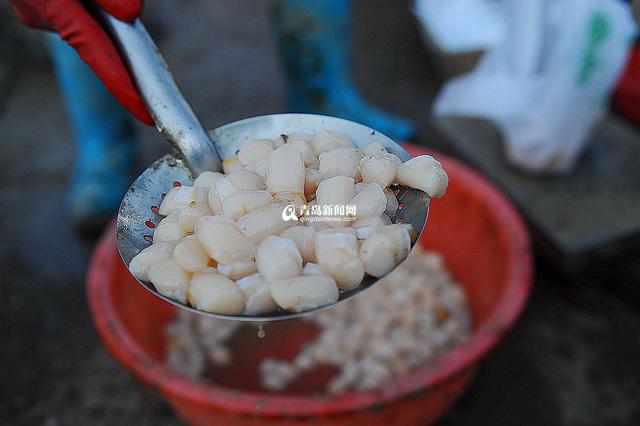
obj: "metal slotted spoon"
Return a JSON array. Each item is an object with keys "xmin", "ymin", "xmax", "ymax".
[{"xmin": 106, "ymin": 16, "xmax": 430, "ymax": 321}]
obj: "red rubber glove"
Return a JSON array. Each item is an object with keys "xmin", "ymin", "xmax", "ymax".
[{"xmin": 8, "ymin": 0, "xmax": 154, "ymax": 125}]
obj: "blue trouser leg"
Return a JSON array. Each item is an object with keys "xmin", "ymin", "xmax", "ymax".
[
  {"xmin": 271, "ymin": 0, "xmax": 415, "ymax": 140},
  {"xmin": 48, "ymin": 35, "xmax": 136, "ymax": 230}
]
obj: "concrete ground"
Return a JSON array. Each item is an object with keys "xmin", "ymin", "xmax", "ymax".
[{"xmin": 1, "ymin": 1, "xmax": 639, "ymax": 425}]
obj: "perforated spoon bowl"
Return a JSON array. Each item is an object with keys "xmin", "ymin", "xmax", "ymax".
[{"xmin": 106, "ymin": 17, "xmax": 430, "ymax": 321}]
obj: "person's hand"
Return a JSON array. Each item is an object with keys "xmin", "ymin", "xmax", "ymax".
[{"xmin": 8, "ymin": 0, "xmax": 154, "ymax": 125}]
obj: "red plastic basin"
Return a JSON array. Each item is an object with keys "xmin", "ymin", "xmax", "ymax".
[{"xmin": 87, "ymin": 146, "xmax": 532, "ymax": 425}]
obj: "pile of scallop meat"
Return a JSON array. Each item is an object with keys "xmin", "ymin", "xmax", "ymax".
[
  {"xmin": 129, "ymin": 130, "xmax": 448, "ymax": 315},
  {"xmin": 166, "ymin": 245, "xmax": 472, "ymax": 394}
]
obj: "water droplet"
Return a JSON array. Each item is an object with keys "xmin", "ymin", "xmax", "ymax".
[{"xmin": 257, "ymin": 323, "xmax": 266, "ymax": 338}]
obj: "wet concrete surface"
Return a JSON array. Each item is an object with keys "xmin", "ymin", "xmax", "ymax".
[{"xmin": 1, "ymin": 1, "xmax": 639, "ymax": 425}]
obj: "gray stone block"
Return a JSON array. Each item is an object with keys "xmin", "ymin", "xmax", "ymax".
[{"xmin": 433, "ymin": 115, "xmax": 640, "ymax": 272}]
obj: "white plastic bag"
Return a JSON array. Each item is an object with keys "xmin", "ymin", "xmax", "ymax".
[
  {"xmin": 434, "ymin": 0, "xmax": 636, "ymax": 173},
  {"xmin": 413, "ymin": 0, "xmax": 506, "ymax": 54}
]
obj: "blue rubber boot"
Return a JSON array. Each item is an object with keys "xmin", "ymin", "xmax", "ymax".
[
  {"xmin": 48, "ymin": 36, "xmax": 137, "ymax": 234},
  {"xmin": 272, "ymin": 0, "xmax": 415, "ymax": 140}
]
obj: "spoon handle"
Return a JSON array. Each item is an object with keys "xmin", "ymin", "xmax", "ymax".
[{"xmin": 101, "ymin": 14, "xmax": 222, "ymax": 175}]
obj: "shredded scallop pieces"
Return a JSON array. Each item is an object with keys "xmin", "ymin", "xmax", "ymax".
[
  {"xmin": 263, "ymin": 246, "xmax": 470, "ymax": 393},
  {"xmin": 165, "ymin": 246, "xmax": 472, "ymax": 395}
]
